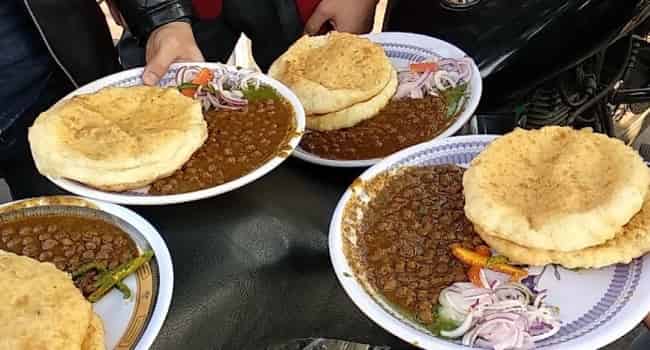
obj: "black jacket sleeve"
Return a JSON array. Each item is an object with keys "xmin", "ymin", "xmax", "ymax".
[{"xmin": 113, "ymin": 0, "xmax": 192, "ymax": 44}]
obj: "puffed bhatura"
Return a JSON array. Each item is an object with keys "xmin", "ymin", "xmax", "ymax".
[
  {"xmin": 269, "ymin": 32, "xmax": 395, "ymax": 117},
  {"xmin": 463, "ymin": 126, "xmax": 650, "ymax": 252},
  {"xmin": 0, "ymin": 251, "xmax": 105, "ymax": 350},
  {"xmin": 29, "ymin": 87, "xmax": 207, "ymax": 192}
]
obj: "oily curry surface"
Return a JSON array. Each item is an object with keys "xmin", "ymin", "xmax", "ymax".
[
  {"xmin": 354, "ymin": 165, "xmax": 483, "ymax": 324},
  {"xmin": 301, "ymin": 95, "xmax": 453, "ymax": 160},
  {"xmin": 150, "ymin": 96, "xmax": 295, "ymax": 194},
  {"xmin": 0, "ymin": 215, "xmax": 138, "ymax": 296}
]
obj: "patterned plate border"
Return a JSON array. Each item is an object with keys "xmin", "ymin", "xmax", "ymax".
[
  {"xmin": 293, "ymin": 32, "xmax": 482, "ymax": 168},
  {"xmin": 293, "ymin": 42, "xmax": 435, "ymax": 168},
  {"xmin": 540, "ymin": 261, "xmax": 642, "ymax": 346},
  {"xmin": 0, "ymin": 198, "xmax": 169, "ymax": 350},
  {"xmin": 385, "ymin": 137, "xmax": 643, "ymax": 345},
  {"xmin": 332, "ymin": 135, "xmax": 645, "ymax": 349}
]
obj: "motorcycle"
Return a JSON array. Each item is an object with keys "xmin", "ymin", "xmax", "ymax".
[{"xmin": 384, "ymin": 0, "xmax": 650, "ymax": 151}]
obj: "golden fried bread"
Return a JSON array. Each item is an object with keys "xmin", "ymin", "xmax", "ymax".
[
  {"xmin": 29, "ymin": 86, "xmax": 207, "ymax": 191},
  {"xmin": 475, "ymin": 184, "xmax": 650, "ymax": 268},
  {"xmin": 307, "ymin": 68, "xmax": 397, "ymax": 131},
  {"xmin": 82, "ymin": 313, "xmax": 106, "ymax": 350},
  {"xmin": 0, "ymin": 250, "xmax": 94, "ymax": 350},
  {"xmin": 463, "ymin": 127, "xmax": 649, "ymax": 251},
  {"xmin": 269, "ymin": 32, "xmax": 393, "ymax": 115}
]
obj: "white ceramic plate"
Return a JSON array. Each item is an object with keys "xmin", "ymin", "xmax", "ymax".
[
  {"xmin": 293, "ymin": 32, "xmax": 483, "ymax": 168},
  {"xmin": 329, "ymin": 135, "xmax": 650, "ymax": 350},
  {"xmin": 44, "ymin": 62, "xmax": 306, "ymax": 205},
  {"xmin": 0, "ymin": 196, "xmax": 173, "ymax": 350}
]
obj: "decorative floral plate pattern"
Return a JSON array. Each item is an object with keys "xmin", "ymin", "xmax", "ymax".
[
  {"xmin": 329, "ymin": 135, "xmax": 650, "ymax": 350},
  {"xmin": 293, "ymin": 32, "xmax": 483, "ymax": 168}
]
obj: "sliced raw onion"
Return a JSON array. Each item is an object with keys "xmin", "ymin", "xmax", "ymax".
[
  {"xmin": 441, "ymin": 312, "xmax": 474, "ymax": 338},
  {"xmin": 436, "ymin": 268, "xmax": 560, "ymax": 350},
  {"xmin": 169, "ymin": 63, "xmax": 260, "ymax": 111},
  {"xmin": 394, "ymin": 56, "xmax": 473, "ymax": 101}
]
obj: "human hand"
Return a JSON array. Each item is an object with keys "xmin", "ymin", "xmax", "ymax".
[
  {"xmin": 143, "ymin": 22, "xmax": 204, "ymax": 85},
  {"xmin": 645, "ymin": 314, "xmax": 650, "ymax": 328},
  {"xmin": 305, "ymin": 0, "xmax": 379, "ymax": 35}
]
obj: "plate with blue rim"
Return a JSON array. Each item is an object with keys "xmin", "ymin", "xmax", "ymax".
[
  {"xmin": 329, "ymin": 134, "xmax": 650, "ymax": 349},
  {"xmin": 293, "ymin": 32, "xmax": 483, "ymax": 168}
]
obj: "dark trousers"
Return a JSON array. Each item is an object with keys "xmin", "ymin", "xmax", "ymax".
[
  {"xmin": 0, "ymin": 67, "xmax": 73, "ymax": 199},
  {"xmin": 119, "ymin": 0, "xmax": 304, "ymax": 72}
]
